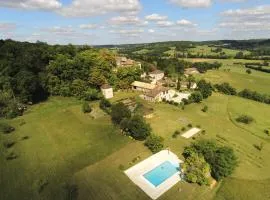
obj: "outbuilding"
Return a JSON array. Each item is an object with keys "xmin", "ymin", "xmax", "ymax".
[{"xmin": 101, "ymin": 84, "xmax": 113, "ymax": 99}]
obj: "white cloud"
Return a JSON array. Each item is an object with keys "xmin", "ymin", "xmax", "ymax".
[
  {"xmin": 169, "ymin": 0, "xmax": 212, "ymax": 8},
  {"xmin": 220, "ymin": 5, "xmax": 270, "ymax": 32},
  {"xmin": 110, "ymin": 29, "xmax": 144, "ymax": 37},
  {"xmin": 176, "ymin": 19, "xmax": 196, "ymax": 26},
  {"xmin": 156, "ymin": 21, "xmax": 175, "ymax": 27},
  {"xmin": 145, "ymin": 13, "xmax": 168, "ymax": 21},
  {"xmin": 0, "ymin": 0, "xmax": 62, "ymax": 10},
  {"xmin": 148, "ymin": 29, "xmax": 155, "ymax": 33},
  {"xmin": 79, "ymin": 24, "xmax": 98, "ymax": 29},
  {"xmin": 222, "ymin": 5, "xmax": 270, "ymax": 17},
  {"xmin": 59, "ymin": 0, "xmax": 141, "ymax": 17},
  {"xmin": 108, "ymin": 16, "xmax": 148, "ymax": 27}
]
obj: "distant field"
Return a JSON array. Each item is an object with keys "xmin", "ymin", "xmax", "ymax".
[
  {"xmin": 0, "ymin": 97, "xmax": 129, "ymax": 200},
  {"xmin": 163, "ymin": 45, "xmax": 250, "ymax": 58},
  {"xmin": 188, "ymin": 45, "xmax": 250, "ymax": 57},
  {"xmin": 186, "ymin": 59, "xmax": 270, "ymax": 94}
]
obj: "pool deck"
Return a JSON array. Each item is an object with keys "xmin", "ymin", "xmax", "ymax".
[
  {"xmin": 181, "ymin": 127, "xmax": 201, "ymax": 139},
  {"xmin": 124, "ymin": 150, "xmax": 183, "ymax": 200}
]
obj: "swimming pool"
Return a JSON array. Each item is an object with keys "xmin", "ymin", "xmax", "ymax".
[{"xmin": 143, "ymin": 161, "xmax": 180, "ymax": 187}]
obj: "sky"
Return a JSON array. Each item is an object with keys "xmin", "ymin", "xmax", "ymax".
[{"xmin": 0, "ymin": 0, "xmax": 270, "ymax": 45}]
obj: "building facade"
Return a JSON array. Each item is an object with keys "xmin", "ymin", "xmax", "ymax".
[{"xmin": 101, "ymin": 84, "xmax": 113, "ymax": 99}]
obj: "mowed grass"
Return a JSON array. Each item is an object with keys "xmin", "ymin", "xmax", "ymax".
[
  {"xmin": 73, "ymin": 91, "xmax": 270, "ymax": 200},
  {"xmin": 0, "ymin": 97, "xmax": 129, "ymax": 200},
  {"xmin": 187, "ymin": 58, "xmax": 270, "ymax": 94},
  {"xmin": 73, "ymin": 142, "xmax": 217, "ymax": 200}
]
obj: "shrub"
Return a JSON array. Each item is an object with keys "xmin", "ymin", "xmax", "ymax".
[
  {"xmin": 6, "ymin": 151, "xmax": 18, "ymax": 160},
  {"xmin": 246, "ymin": 69, "xmax": 252, "ymax": 74},
  {"xmin": 82, "ymin": 88, "xmax": 101, "ymax": 101},
  {"xmin": 3, "ymin": 140, "xmax": 16, "ymax": 148},
  {"xmin": 111, "ymin": 103, "xmax": 131, "ymax": 124},
  {"xmin": 189, "ymin": 91, "xmax": 203, "ymax": 103},
  {"xmin": 21, "ymin": 136, "xmax": 30, "ymax": 140},
  {"xmin": 99, "ymin": 98, "xmax": 111, "ymax": 110},
  {"xmin": 145, "ymin": 134, "xmax": 164, "ymax": 153},
  {"xmin": 188, "ymin": 123, "xmax": 193, "ymax": 128},
  {"xmin": 182, "ymin": 98, "xmax": 190, "ymax": 105},
  {"xmin": 236, "ymin": 115, "xmax": 254, "ymax": 124},
  {"xmin": 214, "ymin": 82, "xmax": 237, "ymax": 95},
  {"xmin": 264, "ymin": 129, "xmax": 269, "ymax": 136},
  {"xmin": 254, "ymin": 142, "xmax": 264, "ymax": 151},
  {"xmin": 172, "ymin": 130, "xmax": 180, "ymax": 138},
  {"xmin": 181, "ymin": 127, "xmax": 186, "ymax": 132},
  {"xmin": 201, "ymin": 105, "xmax": 208, "ymax": 112},
  {"xmin": 0, "ymin": 123, "xmax": 15, "ymax": 134},
  {"xmin": 118, "ymin": 164, "xmax": 125, "ymax": 170},
  {"xmin": 127, "ymin": 115, "xmax": 151, "ymax": 140},
  {"xmin": 82, "ymin": 101, "xmax": 92, "ymax": 113}
]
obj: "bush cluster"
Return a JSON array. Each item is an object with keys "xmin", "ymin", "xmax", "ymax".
[
  {"xmin": 183, "ymin": 140, "xmax": 238, "ymax": 181},
  {"xmin": 236, "ymin": 115, "xmax": 254, "ymax": 124}
]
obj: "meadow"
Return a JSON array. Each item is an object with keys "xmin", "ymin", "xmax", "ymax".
[
  {"xmin": 0, "ymin": 97, "xmax": 129, "ymax": 200},
  {"xmin": 73, "ymin": 91, "xmax": 270, "ymax": 200},
  {"xmin": 1, "ymin": 62, "xmax": 270, "ymax": 200}
]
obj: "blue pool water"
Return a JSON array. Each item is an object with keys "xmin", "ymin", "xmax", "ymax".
[{"xmin": 143, "ymin": 161, "xmax": 180, "ymax": 187}]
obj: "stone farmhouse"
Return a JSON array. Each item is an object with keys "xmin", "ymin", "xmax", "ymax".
[
  {"xmin": 149, "ymin": 70, "xmax": 165, "ymax": 84},
  {"xmin": 116, "ymin": 56, "xmax": 142, "ymax": 69}
]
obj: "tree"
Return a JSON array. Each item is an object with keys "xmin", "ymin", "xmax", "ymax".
[
  {"xmin": 236, "ymin": 115, "xmax": 254, "ymax": 124},
  {"xmin": 177, "ymin": 75, "xmax": 181, "ymax": 90},
  {"xmin": 99, "ymin": 98, "xmax": 111, "ymax": 110},
  {"xmin": 209, "ymin": 147, "xmax": 238, "ymax": 180},
  {"xmin": 127, "ymin": 115, "xmax": 152, "ymax": 140},
  {"xmin": 82, "ymin": 101, "xmax": 92, "ymax": 113},
  {"xmin": 189, "ymin": 91, "xmax": 203, "ymax": 103},
  {"xmin": 111, "ymin": 103, "xmax": 131, "ymax": 124},
  {"xmin": 182, "ymin": 153, "xmax": 211, "ymax": 185},
  {"xmin": 185, "ymin": 140, "xmax": 238, "ymax": 181},
  {"xmin": 187, "ymin": 75, "xmax": 195, "ymax": 89},
  {"xmin": 197, "ymin": 80, "xmax": 213, "ymax": 99},
  {"xmin": 246, "ymin": 69, "xmax": 252, "ymax": 74},
  {"xmin": 145, "ymin": 134, "xmax": 164, "ymax": 153},
  {"xmin": 214, "ymin": 82, "xmax": 237, "ymax": 95}
]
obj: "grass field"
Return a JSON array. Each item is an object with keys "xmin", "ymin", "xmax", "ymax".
[
  {"xmin": 1, "ymin": 65, "xmax": 270, "ymax": 200},
  {"xmin": 72, "ymin": 91, "xmax": 270, "ymax": 200},
  {"xmin": 185, "ymin": 58, "xmax": 270, "ymax": 94},
  {"xmin": 163, "ymin": 45, "xmax": 250, "ymax": 58},
  {"xmin": 0, "ymin": 97, "xmax": 129, "ymax": 200}
]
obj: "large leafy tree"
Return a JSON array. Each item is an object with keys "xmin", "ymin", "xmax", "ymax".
[
  {"xmin": 197, "ymin": 79, "xmax": 213, "ymax": 99},
  {"xmin": 184, "ymin": 140, "xmax": 238, "ymax": 181},
  {"xmin": 111, "ymin": 103, "xmax": 131, "ymax": 124},
  {"xmin": 126, "ymin": 115, "xmax": 152, "ymax": 140},
  {"xmin": 182, "ymin": 152, "xmax": 211, "ymax": 185}
]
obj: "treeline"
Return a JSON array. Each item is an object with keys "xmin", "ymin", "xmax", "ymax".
[
  {"xmin": 193, "ymin": 62, "xmax": 222, "ymax": 73},
  {"xmin": 0, "ymin": 39, "xmax": 142, "ymax": 118},
  {"xmin": 214, "ymin": 83, "xmax": 270, "ymax": 104},
  {"xmin": 189, "ymin": 78, "xmax": 270, "ymax": 105},
  {"xmin": 245, "ymin": 65, "xmax": 270, "ymax": 74}
]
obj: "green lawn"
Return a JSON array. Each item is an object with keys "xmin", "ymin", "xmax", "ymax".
[
  {"xmin": 187, "ymin": 59, "xmax": 270, "ymax": 94},
  {"xmin": 73, "ymin": 91, "xmax": 270, "ymax": 200},
  {"xmin": 1, "ymin": 87, "xmax": 269, "ymax": 199},
  {"xmin": 0, "ymin": 97, "xmax": 129, "ymax": 200}
]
